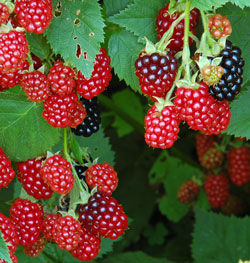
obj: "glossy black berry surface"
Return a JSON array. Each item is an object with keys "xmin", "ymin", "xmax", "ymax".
[
  {"xmin": 71, "ymin": 97, "xmax": 101, "ymax": 137},
  {"xmin": 209, "ymin": 40, "xmax": 244, "ymax": 101}
]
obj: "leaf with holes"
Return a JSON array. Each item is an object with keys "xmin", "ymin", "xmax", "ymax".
[
  {"xmin": 0, "ymin": 89, "xmax": 61, "ymax": 161},
  {"xmin": 46, "ymin": 0, "xmax": 105, "ymax": 78}
]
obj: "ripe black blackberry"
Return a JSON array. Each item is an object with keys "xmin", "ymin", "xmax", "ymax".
[
  {"xmin": 209, "ymin": 40, "xmax": 244, "ymax": 101},
  {"xmin": 71, "ymin": 97, "xmax": 101, "ymax": 137}
]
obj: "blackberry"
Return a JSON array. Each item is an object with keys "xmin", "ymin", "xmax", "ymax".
[
  {"xmin": 71, "ymin": 97, "xmax": 101, "ymax": 137},
  {"xmin": 74, "ymin": 155, "xmax": 93, "ymax": 179},
  {"xmin": 209, "ymin": 40, "xmax": 244, "ymax": 101}
]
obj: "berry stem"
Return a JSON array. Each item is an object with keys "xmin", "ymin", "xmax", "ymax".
[
  {"xmin": 200, "ymin": 10, "xmax": 214, "ymax": 49},
  {"xmin": 182, "ymin": 0, "xmax": 192, "ymax": 82},
  {"xmin": 63, "ymin": 128, "xmax": 68, "ymax": 159},
  {"xmin": 157, "ymin": 12, "xmax": 185, "ymax": 51}
]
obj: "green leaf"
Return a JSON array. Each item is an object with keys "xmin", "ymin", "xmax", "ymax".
[
  {"xmin": 97, "ymin": 238, "xmax": 119, "ymax": 259},
  {"xmin": 108, "ymin": 29, "xmax": 143, "ymax": 92},
  {"xmin": 159, "ymin": 156, "xmax": 201, "ymax": 222},
  {"xmin": 108, "ymin": 0, "xmax": 166, "ymax": 42},
  {"xmin": 71, "ymin": 136, "xmax": 84, "ymax": 165},
  {"xmin": 220, "ymin": 4, "xmax": 250, "ymax": 82},
  {"xmin": 143, "ymin": 222, "xmax": 168, "ymax": 246},
  {"xmin": 192, "ymin": 208, "xmax": 250, "ymax": 263},
  {"xmin": 0, "ymin": 89, "xmax": 61, "ymax": 161},
  {"xmin": 46, "ymin": 0, "xmax": 104, "ymax": 78},
  {"xmin": 230, "ymin": 0, "xmax": 250, "ymax": 8},
  {"xmin": 74, "ymin": 127, "xmax": 115, "ymax": 165},
  {"xmin": 112, "ymin": 89, "xmax": 144, "ymax": 137},
  {"xmin": 148, "ymin": 152, "xmax": 168, "ymax": 184},
  {"xmin": 195, "ymin": 189, "xmax": 210, "ymax": 210},
  {"xmin": 225, "ymin": 87, "xmax": 250, "ymax": 139},
  {"xmin": 26, "ymin": 33, "xmax": 51, "ymax": 59},
  {"xmin": 104, "ymin": 0, "xmax": 134, "ymax": 17},
  {"xmin": 0, "ymin": 232, "xmax": 11, "ymax": 263},
  {"xmin": 192, "ymin": 0, "xmax": 228, "ymax": 10},
  {"xmin": 102, "ymin": 251, "xmax": 173, "ymax": 263}
]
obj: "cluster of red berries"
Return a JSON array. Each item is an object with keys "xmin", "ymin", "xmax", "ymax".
[
  {"xmin": 178, "ymin": 134, "xmax": 250, "ymax": 213},
  {"xmin": 0, "ymin": 0, "xmax": 53, "ymax": 93},
  {"xmin": 134, "ymin": 3, "xmax": 238, "ymax": 150},
  {"xmin": 0, "ymin": 151, "xmax": 128, "ymax": 262}
]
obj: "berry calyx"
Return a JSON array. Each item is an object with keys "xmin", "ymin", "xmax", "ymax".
[
  {"xmin": 71, "ymin": 97, "xmax": 101, "ymax": 137},
  {"xmin": 14, "ymin": 0, "xmax": 53, "ymax": 34},
  {"xmin": 177, "ymin": 181, "xmax": 200, "ymax": 204},
  {"xmin": 227, "ymin": 147, "xmax": 250, "ymax": 186},
  {"xmin": 40, "ymin": 155, "xmax": 74, "ymax": 195},
  {"xmin": 0, "ymin": 30, "xmax": 29, "ymax": 74},
  {"xmin": 20, "ymin": 71, "xmax": 51, "ymax": 102},
  {"xmin": 85, "ymin": 163, "xmax": 118, "ymax": 195},
  {"xmin": 0, "ymin": 147, "xmax": 15, "ymax": 190},
  {"xmin": 156, "ymin": 3, "xmax": 200, "ymax": 52},
  {"xmin": 208, "ymin": 14, "xmax": 232, "ymax": 39},
  {"xmin": 209, "ymin": 41, "xmax": 244, "ymax": 101},
  {"xmin": 144, "ymin": 104, "xmax": 180, "ymax": 149},
  {"xmin": 0, "ymin": 213, "xmax": 19, "ymax": 252},
  {"xmin": 48, "ymin": 61, "xmax": 76, "ymax": 95},
  {"xmin": 204, "ymin": 173, "xmax": 230, "ymax": 208},
  {"xmin": 23, "ymin": 236, "xmax": 46, "ymax": 257},
  {"xmin": 76, "ymin": 48, "xmax": 112, "ymax": 99},
  {"xmin": 174, "ymin": 83, "xmax": 231, "ymax": 135},
  {"xmin": 53, "ymin": 215, "xmax": 81, "ymax": 251},
  {"xmin": 42, "ymin": 214, "xmax": 61, "ymax": 242},
  {"xmin": 42, "ymin": 93, "xmax": 78, "ymax": 128},
  {"xmin": 70, "ymin": 227, "xmax": 101, "ymax": 261},
  {"xmin": 10, "ymin": 198, "xmax": 44, "ymax": 247},
  {"xmin": 79, "ymin": 192, "xmax": 128, "ymax": 240},
  {"xmin": 16, "ymin": 158, "xmax": 53, "ymax": 200},
  {"xmin": 135, "ymin": 52, "xmax": 177, "ymax": 101}
]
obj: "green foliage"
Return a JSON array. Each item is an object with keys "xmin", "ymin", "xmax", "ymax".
[
  {"xmin": 192, "ymin": 208, "xmax": 250, "ymax": 263},
  {"xmin": 46, "ymin": 0, "xmax": 104, "ymax": 78},
  {"xmin": 74, "ymin": 127, "xmax": 115, "ymax": 165},
  {"xmin": 143, "ymin": 222, "xmax": 168, "ymax": 246},
  {"xmin": 225, "ymin": 87, "xmax": 250, "ymax": 139},
  {"xmin": 111, "ymin": 89, "xmax": 144, "ymax": 137},
  {"xmin": 159, "ymin": 155, "xmax": 201, "ymax": 222},
  {"xmin": 104, "ymin": 0, "xmax": 134, "ymax": 17},
  {"xmin": 0, "ymin": 232, "xmax": 11, "ymax": 263},
  {"xmin": 0, "ymin": 88, "xmax": 61, "ymax": 161},
  {"xmin": 26, "ymin": 33, "xmax": 51, "ymax": 60},
  {"xmin": 102, "ymin": 251, "xmax": 174, "ymax": 263},
  {"xmin": 108, "ymin": 29, "xmax": 143, "ymax": 92},
  {"xmin": 192, "ymin": 0, "xmax": 250, "ymax": 10},
  {"xmin": 148, "ymin": 151, "xmax": 168, "ymax": 184},
  {"xmin": 108, "ymin": 0, "xmax": 166, "ymax": 42}
]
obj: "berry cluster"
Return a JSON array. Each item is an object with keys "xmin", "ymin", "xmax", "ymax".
[
  {"xmin": 209, "ymin": 41, "xmax": 244, "ymax": 101},
  {"xmin": 156, "ymin": 3, "xmax": 200, "ymax": 52},
  {"xmin": 134, "ymin": 6, "xmax": 240, "ymax": 149},
  {"xmin": 178, "ymin": 133, "xmax": 250, "ymax": 211},
  {"xmin": 135, "ymin": 52, "xmax": 177, "ymax": 100},
  {"xmin": 174, "ymin": 82, "xmax": 231, "ymax": 135},
  {"xmin": 71, "ymin": 97, "xmax": 101, "ymax": 137},
  {"xmin": 0, "ymin": 147, "xmax": 15, "ymax": 189}
]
